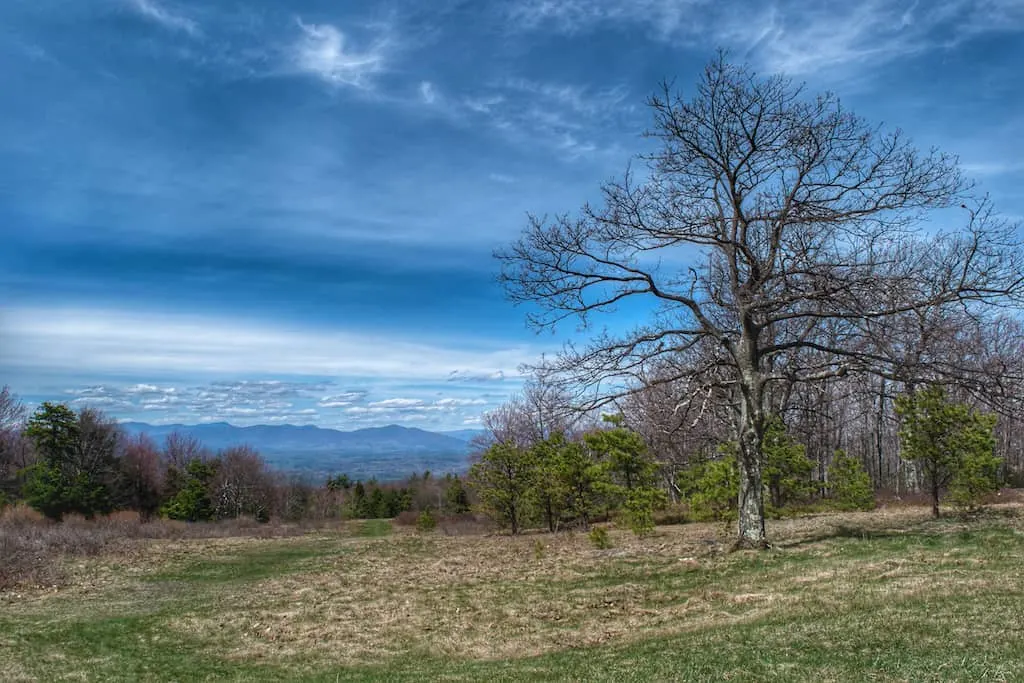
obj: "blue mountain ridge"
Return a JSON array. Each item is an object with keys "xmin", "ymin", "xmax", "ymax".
[{"xmin": 120, "ymin": 421, "xmax": 484, "ymax": 481}]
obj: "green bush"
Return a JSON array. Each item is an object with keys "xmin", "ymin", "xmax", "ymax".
[
  {"xmin": 827, "ymin": 451, "xmax": 875, "ymax": 511},
  {"xmin": 688, "ymin": 455, "xmax": 739, "ymax": 522},
  {"xmin": 949, "ymin": 447, "xmax": 1001, "ymax": 513},
  {"xmin": 161, "ymin": 460, "xmax": 217, "ymax": 522},
  {"xmin": 22, "ymin": 463, "xmax": 114, "ymax": 522},
  {"xmin": 589, "ymin": 526, "xmax": 612, "ymax": 549},
  {"xmin": 763, "ymin": 416, "xmax": 815, "ymax": 510},
  {"xmin": 620, "ymin": 487, "xmax": 666, "ymax": 536},
  {"xmin": 443, "ymin": 477, "xmax": 471, "ymax": 515},
  {"xmin": 653, "ymin": 502, "xmax": 688, "ymax": 526},
  {"xmin": 416, "ymin": 509, "xmax": 437, "ymax": 532}
]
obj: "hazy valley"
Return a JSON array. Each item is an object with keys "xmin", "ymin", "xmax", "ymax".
[{"xmin": 120, "ymin": 421, "xmax": 479, "ymax": 481}]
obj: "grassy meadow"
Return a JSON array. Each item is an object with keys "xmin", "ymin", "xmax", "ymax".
[{"xmin": 2, "ymin": 504, "xmax": 1024, "ymax": 681}]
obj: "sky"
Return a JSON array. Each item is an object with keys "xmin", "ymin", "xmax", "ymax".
[{"xmin": 1, "ymin": 0, "xmax": 1023, "ymax": 431}]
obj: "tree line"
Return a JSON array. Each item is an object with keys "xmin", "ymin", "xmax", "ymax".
[{"xmin": 467, "ymin": 374, "xmax": 1006, "ymax": 536}]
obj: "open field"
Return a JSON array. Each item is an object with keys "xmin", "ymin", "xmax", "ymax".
[{"xmin": 2, "ymin": 505, "xmax": 1024, "ymax": 682}]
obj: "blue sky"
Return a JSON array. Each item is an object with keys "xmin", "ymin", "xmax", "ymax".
[{"xmin": 1, "ymin": 0, "xmax": 1022, "ymax": 431}]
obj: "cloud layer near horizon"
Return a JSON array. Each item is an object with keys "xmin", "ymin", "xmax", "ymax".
[{"xmin": 60, "ymin": 379, "xmax": 494, "ymax": 429}]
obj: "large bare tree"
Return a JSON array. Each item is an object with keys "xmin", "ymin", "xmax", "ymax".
[{"xmin": 498, "ymin": 57, "xmax": 1023, "ymax": 547}]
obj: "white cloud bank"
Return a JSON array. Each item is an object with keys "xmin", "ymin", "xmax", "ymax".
[
  {"xmin": 0, "ymin": 306, "xmax": 534, "ymax": 381},
  {"xmin": 55, "ymin": 379, "xmax": 502, "ymax": 429}
]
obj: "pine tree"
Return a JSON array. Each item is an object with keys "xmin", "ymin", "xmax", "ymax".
[
  {"xmin": 762, "ymin": 416, "xmax": 815, "ymax": 513},
  {"xmin": 443, "ymin": 477, "xmax": 471, "ymax": 515},
  {"xmin": 545, "ymin": 436, "xmax": 605, "ymax": 530},
  {"xmin": 529, "ymin": 435, "xmax": 571, "ymax": 531},
  {"xmin": 688, "ymin": 448, "xmax": 740, "ymax": 522},
  {"xmin": 584, "ymin": 416, "xmax": 666, "ymax": 535},
  {"xmin": 468, "ymin": 442, "xmax": 536, "ymax": 534},
  {"xmin": 896, "ymin": 385, "xmax": 999, "ymax": 517},
  {"xmin": 22, "ymin": 403, "xmax": 119, "ymax": 520},
  {"xmin": 827, "ymin": 451, "xmax": 875, "ymax": 511},
  {"xmin": 161, "ymin": 458, "xmax": 217, "ymax": 522}
]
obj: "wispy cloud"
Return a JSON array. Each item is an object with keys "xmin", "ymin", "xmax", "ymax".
[
  {"xmin": 454, "ymin": 79, "xmax": 633, "ymax": 160},
  {"xmin": 511, "ymin": 0, "xmax": 1024, "ymax": 76},
  {"xmin": 501, "ymin": 79, "xmax": 630, "ymax": 117},
  {"xmin": 962, "ymin": 0, "xmax": 1024, "ymax": 33},
  {"xmin": 2, "ymin": 306, "xmax": 532, "ymax": 382},
  {"xmin": 126, "ymin": 0, "xmax": 199, "ymax": 36},
  {"xmin": 291, "ymin": 19, "xmax": 388, "ymax": 88},
  {"xmin": 960, "ymin": 160, "xmax": 1024, "ymax": 177},
  {"xmin": 463, "ymin": 94, "xmax": 504, "ymax": 114},
  {"xmin": 509, "ymin": 0, "xmax": 706, "ymax": 40},
  {"xmin": 436, "ymin": 397, "xmax": 487, "ymax": 407},
  {"xmin": 734, "ymin": 0, "xmax": 1024, "ymax": 77},
  {"xmin": 317, "ymin": 391, "xmax": 368, "ymax": 408},
  {"xmin": 448, "ymin": 370, "xmax": 505, "ymax": 382},
  {"xmin": 67, "ymin": 380, "xmax": 330, "ymax": 424},
  {"xmin": 419, "ymin": 80, "xmax": 438, "ymax": 104},
  {"xmin": 338, "ymin": 394, "xmax": 493, "ymax": 426},
  {"xmin": 368, "ymin": 398, "xmax": 425, "ymax": 409},
  {"xmin": 712, "ymin": 1, "xmax": 937, "ymax": 76},
  {"xmin": 386, "ymin": 76, "xmax": 632, "ymax": 161}
]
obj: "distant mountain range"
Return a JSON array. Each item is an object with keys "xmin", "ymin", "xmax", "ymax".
[{"xmin": 120, "ymin": 421, "xmax": 483, "ymax": 482}]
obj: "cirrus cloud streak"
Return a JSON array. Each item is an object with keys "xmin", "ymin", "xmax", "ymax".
[{"xmin": 1, "ymin": 306, "xmax": 534, "ymax": 381}]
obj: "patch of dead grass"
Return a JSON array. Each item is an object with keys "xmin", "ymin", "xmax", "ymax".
[
  {"xmin": 151, "ymin": 504, "xmax": 1020, "ymax": 667},
  {"xmin": 5, "ymin": 502, "xmax": 1023, "ymax": 676}
]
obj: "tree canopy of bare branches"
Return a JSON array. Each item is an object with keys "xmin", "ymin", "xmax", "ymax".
[
  {"xmin": 471, "ymin": 374, "xmax": 585, "ymax": 454},
  {"xmin": 498, "ymin": 56, "xmax": 1024, "ymax": 547}
]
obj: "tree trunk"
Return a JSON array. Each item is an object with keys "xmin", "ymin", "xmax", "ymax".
[
  {"xmin": 931, "ymin": 482, "xmax": 941, "ymax": 518},
  {"xmin": 735, "ymin": 338, "xmax": 768, "ymax": 549},
  {"xmin": 737, "ymin": 425, "xmax": 768, "ymax": 548},
  {"xmin": 666, "ymin": 470, "xmax": 680, "ymax": 504},
  {"xmin": 876, "ymin": 378, "xmax": 886, "ymax": 489}
]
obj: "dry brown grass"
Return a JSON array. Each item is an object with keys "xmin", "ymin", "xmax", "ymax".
[
  {"xmin": 3, "ymin": 501, "xmax": 1023, "ymax": 680},
  {"xmin": 107, "ymin": 504, "xmax": 1023, "ymax": 667},
  {"xmin": 0, "ymin": 505, "xmax": 337, "ymax": 591}
]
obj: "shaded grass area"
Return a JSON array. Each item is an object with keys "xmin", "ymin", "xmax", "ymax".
[
  {"xmin": 147, "ymin": 544, "xmax": 330, "ymax": 584},
  {"xmin": 1, "ymin": 508, "xmax": 1022, "ymax": 681},
  {"xmin": 351, "ymin": 518, "xmax": 393, "ymax": 538}
]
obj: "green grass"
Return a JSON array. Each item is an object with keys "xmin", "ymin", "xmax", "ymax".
[
  {"xmin": 351, "ymin": 518, "xmax": 393, "ymax": 538},
  {"xmin": 2, "ymin": 508, "xmax": 1022, "ymax": 682},
  {"xmin": 146, "ymin": 544, "xmax": 330, "ymax": 584}
]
